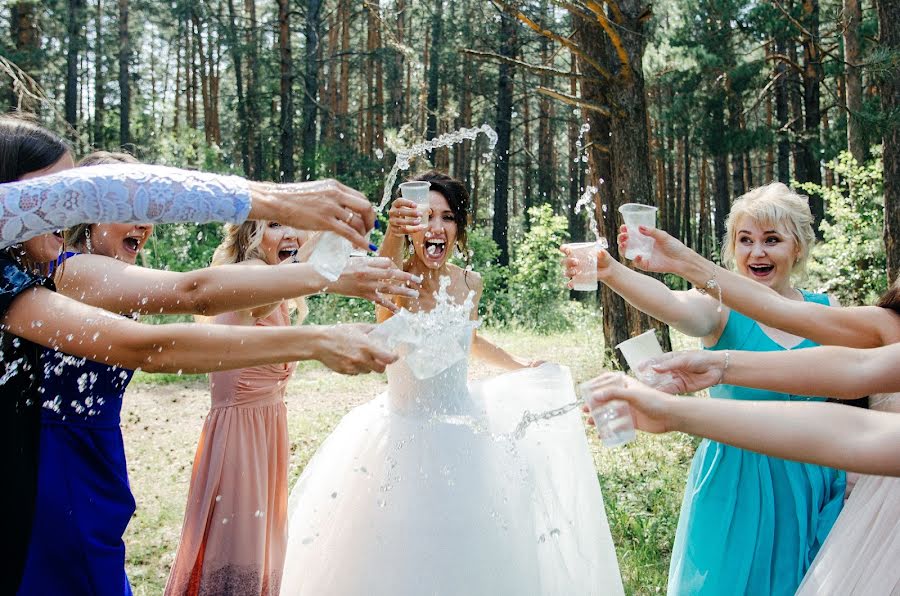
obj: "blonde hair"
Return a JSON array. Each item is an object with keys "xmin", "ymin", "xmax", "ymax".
[
  {"xmin": 722, "ymin": 182, "xmax": 816, "ymax": 278},
  {"xmin": 67, "ymin": 151, "xmax": 142, "ymax": 249},
  {"xmin": 209, "ymin": 221, "xmax": 307, "ymax": 321}
]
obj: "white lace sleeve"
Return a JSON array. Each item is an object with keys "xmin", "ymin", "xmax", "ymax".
[{"xmin": 0, "ymin": 164, "xmax": 252, "ymax": 248}]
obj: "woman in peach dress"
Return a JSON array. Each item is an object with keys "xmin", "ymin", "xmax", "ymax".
[{"xmin": 165, "ymin": 221, "xmax": 309, "ymax": 595}]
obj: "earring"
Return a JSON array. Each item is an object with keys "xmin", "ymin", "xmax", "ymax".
[{"xmin": 84, "ymin": 228, "xmax": 94, "ymax": 254}]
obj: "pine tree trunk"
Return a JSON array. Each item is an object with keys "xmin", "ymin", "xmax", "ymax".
[
  {"xmin": 774, "ymin": 38, "xmax": 790, "ymax": 182},
  {"xmin": 386, "ymin": 0, "xmax": 405, "ymax": 130},
  {"xmin": 245, "ymin": 0, "xmax": 262, "ymax": 179},
  {"xmin": 425, "ymin": 0, "xmax": 442, "ymax": 164},
  {"xmin": 93, "ymin": 0, "xmax": 105, "ymax": 147},
  {"xmin": 277, "ymin": 0, "xmax": 294, "ymax": 180},
  {"xmin": 492, "ymin": 11, "xmax": 517, "ymax": 267},
  {"xmin": 879, "ymin": 0, "xmax": 900, "ymax": 282},
  {"xmin": 788, "ymin": 41, "xmax": 807, "ymax": 183},
  {"xmin": 682, "ymin": 134, "xmax": 692, "ymax": 248},
  {"xmin": 536, "ymin": 0, "xmax": 555, "ymax": 208},
  {"xmin": 118, "ymin": 0, "xmax": 129, "ymax": 147},
  {"xmin": 8, "ymin": 2, "xmax": 41, "ymax": 112},
  {"xmin": 301, "ymin": 0, "xmax": 322, "ymax": 180},
  {"xmin": 713, "ymin": 154, "xmax": 729, "ymax": 253},
  {"xmin": 843, "ymin": 0, "xmax": 867, "ymax": 164},
  {"xmin": 67, "ymin": 0, "xmax": 86, "ymax": 131},
  {"xmin": 225, "ymin": 0, "xmax": 250, "ymax": 176}
]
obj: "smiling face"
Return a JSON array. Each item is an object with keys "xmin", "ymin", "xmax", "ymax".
[
  {"xmin": 19, "ymin": 151, "xmax": 76, "ymax": 262},
  {"xmin": 258, "ymin": 222, "xmax": 309, "ymax": 265},
  {"xmin": 731, "ymin": 215, "xmax": 800, "ymax": 291},
  {"xmin": 86, "ymin": 223, "xmax": 154, "ymax": 264},
  {"xmin": 409, "ymin": 191, "xmax": 458, "ymax": 269}
]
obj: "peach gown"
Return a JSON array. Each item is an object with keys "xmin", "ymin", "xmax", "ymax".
[
  {"xmin": 795, "ymin": 392, "xmax": 900, "ymax": 595},
  {"xmin": 165, "ymin": 302, "xmax": 298, "ymax": 596}
]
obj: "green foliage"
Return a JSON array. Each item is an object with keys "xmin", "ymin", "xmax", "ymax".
[
  {"xmin": 303, "ymin": 295, "xmax": 377, "ymax": 325},
  {"xmin": 453, "ymin": 227, "xmax": 510, "ymax": 324},
  {"xmin": 141, "ymin": 223, "xmax": 223, "ymax": 273},
  {"xmin": 800, "ymin": 151, "xmax": 887, "ymax": 305},
  {"xmin": 506, "ymin": 205, "xmax": 590, "ymax": 332}
]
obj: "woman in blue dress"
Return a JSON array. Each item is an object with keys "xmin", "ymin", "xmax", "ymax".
[
  {"xmin": 0, "ymin": 117, "xmax": 397, "ymax": 594},
  {"xmin": 562, "ymin": 182, "xmax": 846, "ymax": 595}
]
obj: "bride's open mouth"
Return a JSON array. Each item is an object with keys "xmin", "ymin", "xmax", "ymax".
[
  {"xmin": 122, "ymin": 235, "xmax": 142, "ymax": 255},
  {"xmin": 424, "ymin": 239, "xmax": 446, "ymax": 263}
]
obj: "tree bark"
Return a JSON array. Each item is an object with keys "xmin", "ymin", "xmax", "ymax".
[
  {"xmin": 843, "ymin": 0, "xmax": 867, "ymax": 164},
  {"xmin": 118, "ymin": 0, "xmax": 129, "ymax": 147},
  {"xmin": 774, "ymin": 38, "xmax": 790, "ymax": 182},
  {"xmin": 800, "ymin": 0, "xmax": 824, "ymax": 234},
  {"xmin": 425, "ymin": 0, "xmax": 443, "ymax": 164},
  {"xmin": 225, "ymin": 0, "xmax": 250, "ymax": 176},
  {"xmin": 93, "ymin": 0, "xmax": 104, "ymax": 146},
  {"xmin": 492, "ymin": 10, "xmax": 517, "ymax": 267},
  {"xmin": 67, "ymin": 0, "xmax": 86, "ymax": 131},
  {"xmin": 879, "ymin": 0, "xmax": 900, "ymax": 282},
  {"xmin": 301, "ymin": 0, "xmax": 323, "ymax": 181}
]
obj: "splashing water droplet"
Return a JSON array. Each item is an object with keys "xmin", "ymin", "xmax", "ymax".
[{"xmin": 379, "ymin": 124, "xmax": 499, "ymax": 212}]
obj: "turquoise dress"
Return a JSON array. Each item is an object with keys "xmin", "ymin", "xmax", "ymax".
[{"xmin": 668, "ymin": 291, "xmax": 846, "ymax": 596}]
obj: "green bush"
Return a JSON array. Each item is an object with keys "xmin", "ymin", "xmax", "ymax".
[
  {"xmin": 507, "ymin": 205, "xmax": 590, "ymax": 332},
  {"xmin": 453, "ymin": 227, "xmax": 510, "ymax": 324},
  {"xmin": 799, "ymin": 150, "xmax": 887, "ymax": 306}
]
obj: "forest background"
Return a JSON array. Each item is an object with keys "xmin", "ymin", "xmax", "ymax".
[{"xmin": 2, "ymin": 0, "xmax": 898, "ymax": 359}]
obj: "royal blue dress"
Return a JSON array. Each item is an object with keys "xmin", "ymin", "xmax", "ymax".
[
  {"xmin": 667, "ymin": 291, "xmax": 846, "ymax": 595},
  {"xmin": 18, "ymin": 254, "xmax": 136, "ymax": 595}
]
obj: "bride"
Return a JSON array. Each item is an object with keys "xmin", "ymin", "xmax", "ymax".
[{"xmin": 281, "ymin": 171, "xmax": 624, "ymax": 595}]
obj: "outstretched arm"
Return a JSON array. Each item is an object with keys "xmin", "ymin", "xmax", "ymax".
[
  {"xmin": 0, "ymin": 164, "xmax": 377, "ymax": 250},
  {"xmin": 3, "ymin": 286, "xmax": 396, "ymax": 375},
  {"xmin": 562, "ymin": 247, "xmax": 722, "ymax": 339},
  {"xmin": 583, "ymin": 372, "xmax": 900, "ymax": 477},
  {"xmin": 622, "ymin": 225, "xmax": 900, "ymax": 348},
  {"xmin": 56, "ymin": 254, "xmax": 419, "ymax": 316},
  {"xmin": 650, "ymin": 342, "xmax": 900, "ymax": 399}
]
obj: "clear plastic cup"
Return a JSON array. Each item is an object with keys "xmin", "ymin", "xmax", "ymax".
[
  {"xmin": 307, "ymin": 231, "xmax": 353, "ymax": 281},
  {"xmin": 562, "ymin": 240, "xmax": 607, "ymax": 292},
  {"xmin": 578, "ymin": 381, "xmax": 636, "ymax": 448},
  {"xmin": 399, "ymin": 181, "xmax": 432, "ymax": 220},
  {"xmin": 618, "ymin": 203, "xmax": 658, "ymax": 261},
  {"xmin": 615, "ymin": 329, "xmax": 674, "ymax": 386}
]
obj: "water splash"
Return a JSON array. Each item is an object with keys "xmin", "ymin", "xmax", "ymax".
[
  {"xmin": 378, "ymin": 124, "xmax": 499, "ymax": 212},
  {"xmin": 511, "ymin": 399, "xmax": 582, "ymax": 439},
  {"xmin": 572, "ymin": 122, "xmax": 606, "ymax": 244}
]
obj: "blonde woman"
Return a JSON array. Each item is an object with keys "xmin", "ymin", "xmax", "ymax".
[
  {"xmin": 562, "ymin": 183, "xmax": 846, "ymax": 596},
  {"xmin": 165, "ymin": 222, "xmax": 320, "ymax": 595}
]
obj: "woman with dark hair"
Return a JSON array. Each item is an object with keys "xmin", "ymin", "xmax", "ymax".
[
  {"xmin": 279, "ymin": 171, "xmax": 625, "ymax": 595},
  {"xmin": 0, "ymin": 115, "xmax": 396, "ymax": 594},
  {"xmin": 613, "ymin": 225, "xmax": 900, "ymax": 594}
]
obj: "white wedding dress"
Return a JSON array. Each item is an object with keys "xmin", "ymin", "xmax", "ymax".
[{"xmin": 281, "ymin": 310, "xmax": 624, "ymax": 595}]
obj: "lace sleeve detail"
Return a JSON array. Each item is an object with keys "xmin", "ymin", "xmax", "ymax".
[{"xmin": 0, "ymin": 164, "xmax": 252, "ymax": 248}]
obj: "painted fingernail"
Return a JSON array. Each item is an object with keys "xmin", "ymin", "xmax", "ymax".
[
  {"xmin": 369, "ymin": 243, "xmax": 379, "ymax": 252},
  {"xmin": 374, "ymin": 220, "xmax": 381, "ymax": 229}
]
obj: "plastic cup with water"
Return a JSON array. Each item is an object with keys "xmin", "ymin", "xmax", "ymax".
[
  {"xmin": 615, "ymin": 329, "xmax": 674, "ymax": 387},
  {"xmin": 578, "ymin": 381, "xmax": 636, "ymax": 448},
  {"xmin": 618, "ymin": 203, "xmax": 658, "ymax": 261},
  {"xmin": 562, "ymin": 239, "xmax": 608, "ymax": 292},
  {"xmin": 307, "ymin": 231, "xmax": 353, "ymax": 281},
  {"xmin": 399, "ymin": 181, "xmax": 432, "ymax": 221}
]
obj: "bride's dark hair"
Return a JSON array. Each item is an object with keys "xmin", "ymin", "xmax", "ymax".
[
  {"xmin": 877, "ymin": 277, "xmax": 900, "ymax": 316},
  {"xmin": 407, "ymin": 170, "xmax": 470, "ymax": 253}
]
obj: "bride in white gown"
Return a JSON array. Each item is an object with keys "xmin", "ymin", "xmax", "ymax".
[{"xmin": 281, "ymin": 172, "xmax": 624, "ymax": 595}]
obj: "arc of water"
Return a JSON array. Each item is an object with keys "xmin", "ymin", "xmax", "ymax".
[{"xmin": 378, "ymin": 124, "xmax": 499, "ymax": 212}]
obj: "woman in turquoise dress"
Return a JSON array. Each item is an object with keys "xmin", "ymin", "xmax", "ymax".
[{"xmin": 562, "ymin": 182, "xmax": 845, "ymax": 595}]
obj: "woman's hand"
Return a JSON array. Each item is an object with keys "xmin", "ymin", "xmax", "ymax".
[
  {"xmin": 580, "ymin": 371, "xmax": 676, "ymax": 434},
  {"xmin": 329, "ymin": 257, "xmax": 422, "ymax": 312},
  {"xmin": 387, "ymin": 198, "xmax": 429, "ymax": 237},
  {"xmin": 647, "ymin": 350, "xmax": 726, "ymax": 394},
  {"xmin": 617, "ymin": 225, "xmax": 693, "ymax": 275},
  {"xmin": 251, "ymin": 179, "xmax": 376, "ymax": 251},
  {"xmin": 313, "ymin": 324, "xmax": 398, "ymax": 374},
  {"xmin": 560, "ymin": 246, "xmax": 618, "ymax": 286}
]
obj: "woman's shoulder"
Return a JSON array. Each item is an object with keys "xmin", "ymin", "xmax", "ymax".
[{"xmin": 0, "ymin": 255, "xmax": 53, "ymax": 314}]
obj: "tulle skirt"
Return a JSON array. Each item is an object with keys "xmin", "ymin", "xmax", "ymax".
[
  {"xmin": 281, "ymin": 364, "xmax": 624, "ymax": 595},
  {"xmin": 796, "ymin": 474, "xmax": 900, "ymax": 595}
]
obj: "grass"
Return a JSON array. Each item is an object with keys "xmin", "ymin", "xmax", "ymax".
[{"xmin": 122, "ymin": 324, "xmax": 696, "ymax": 595}]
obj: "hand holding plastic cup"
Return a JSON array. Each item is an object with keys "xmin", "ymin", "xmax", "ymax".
[
  {"xmin": 399, "ymin": 181, "xmax": 432, "ymax": 220},
  {"xmin": 618, "ymin": 203, "xmax": 658, "ymax": 261},
  {"xmin": 615, "ymin": 329, "xmax": 674, "ymax": 387},
  {"xmin": 578, "ymin": 380, "xmax": 636, "ymax": 448},
  {"xmin": 561, "ymin": 240, "xmax": 608, "ymax": 291}
]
